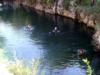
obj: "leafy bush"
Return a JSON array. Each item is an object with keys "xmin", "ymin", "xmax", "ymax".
[{"xmin": 82, "ymin": 58, "xmax": 93, "ymax": 75}]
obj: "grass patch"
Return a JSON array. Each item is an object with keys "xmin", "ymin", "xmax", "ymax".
[{"xmin": 8, "ymin": 59, "xmax": 45, "ymax": 75}]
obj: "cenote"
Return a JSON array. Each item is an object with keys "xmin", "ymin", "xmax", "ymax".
[{"xmin": 0, "ymin": 5, "xmax": 99, "ymax": 75}]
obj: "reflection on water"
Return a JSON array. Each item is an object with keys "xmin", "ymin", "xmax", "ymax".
[
  {"xmin": 0, "ymin": 7, "xmax": 99, "ymax": 75},
  {"xmin": 0, "ymin": 22, "xmax": 43, "ymax": 61}
]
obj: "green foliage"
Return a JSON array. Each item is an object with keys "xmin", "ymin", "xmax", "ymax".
[
  {"xmin": 82, "ymin": 58, "xmax": 93, "ymax": 75},
  {"xmin": 42, "ymin": 0, "xmax": 54, "ymax": 5},
  {"xmin": 8, "ymin": 60, "xmax": 32, "ymax": 75},
  {"xmin": 8, "ymin": 59, "xmax": 45, "ymax": 75},
  {"xmin": 0, "ymin": 48, "xmax": 45, "ymax": 75},
  {"xmin": 76, "ymin": 0, "xmax": 90, "ymax": 6}
]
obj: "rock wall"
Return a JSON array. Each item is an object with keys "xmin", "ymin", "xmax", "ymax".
[{"xmin": 18, "ymin": 0, "xmax": 96, "ymax": 27}]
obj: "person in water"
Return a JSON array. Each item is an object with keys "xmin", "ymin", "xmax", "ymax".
[
  {"xmin": 27, "ymin": 24, "xmax": 34, "ymax": 31},
  {"xmin": 49, "ymin": 26, "xmax": 60, "ymax": 35},
  {"xmin": 52, "ymin": 26, "xmax": 60, "ymax": 33}
]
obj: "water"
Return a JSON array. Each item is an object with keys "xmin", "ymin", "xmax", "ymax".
[{"xmin": 0, "ymin": 6, "xmax": 99, "ymax": 75}]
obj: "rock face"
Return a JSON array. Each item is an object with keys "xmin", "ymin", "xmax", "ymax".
[
  {"xmin": 19, "ymin": 0, "xmax": 96, "ymax": 28},
  {"xmin": 92, "ymin": 31, "xmax": 100, "ymax": 52}
]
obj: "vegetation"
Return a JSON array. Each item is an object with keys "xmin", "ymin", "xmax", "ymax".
[
  {"xmin": 9, "ymin": 60, "xmax": 32, "ymax": 75},
  {"xmin": 82, "ymin": 58, "xmax": 93, "ymax": 75},
  {"xmin": 15, "ymin": 0, "xmax": 100, "ymax": 13},
  {"xmin": 0, "ymin": 48, "xmax": 45, "ymax": 75},
  {"xmin": 8, "ymin": 59, "xmax": 43, "ymax": 75},
  {"xmin": 42, "ymin": 0, "xmax": 54, "ymax": 5}
]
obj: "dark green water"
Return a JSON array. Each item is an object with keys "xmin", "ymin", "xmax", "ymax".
[{"xmin": 0, "ymin": 6, "xmax": 99, "ymax": 75}]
